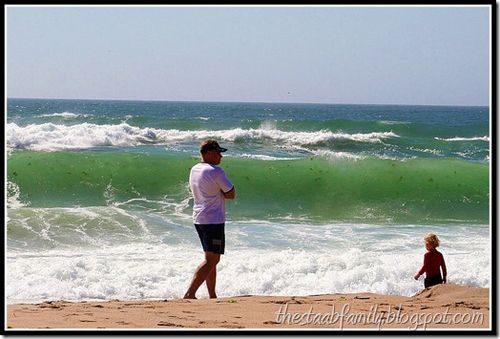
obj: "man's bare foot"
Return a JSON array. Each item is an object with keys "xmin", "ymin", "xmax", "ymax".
[
  {"xmin": 209, "ymin": 294, "xmax": 217, "ymax": 299},
  {"xmin": 183, "ymin": 293, "xmax": 197, "ymax": 299}
]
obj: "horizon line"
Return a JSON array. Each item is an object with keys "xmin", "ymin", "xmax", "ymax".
[{"xmin": 5, "ymin": 96, "xmax": 489, "ymax": 108}]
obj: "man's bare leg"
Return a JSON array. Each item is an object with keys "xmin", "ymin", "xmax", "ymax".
[
  {"xmin": 183, "ymin": 252, "xmax": 220, "ymax": 299},
  {"xmin": 206, "ymin": 266, "xmax": 217, "ymax": 298}
]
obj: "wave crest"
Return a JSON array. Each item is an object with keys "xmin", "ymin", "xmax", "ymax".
[
  {"xmin": 6, "ymin": 122, "xmax": 399, "ymax": 151},
  {"xmin": 434, "ymin": 136, "xmax": 490, "ymax": 142}
]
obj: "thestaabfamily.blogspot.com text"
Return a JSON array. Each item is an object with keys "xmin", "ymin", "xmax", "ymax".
[{"xmin": 275, "ymin": 303, "xmax": 485, "ymax": 330}]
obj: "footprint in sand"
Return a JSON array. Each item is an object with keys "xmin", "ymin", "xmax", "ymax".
[{"xmin": 157, "ymin": 321, "xmax": 184, "ymax": 327}]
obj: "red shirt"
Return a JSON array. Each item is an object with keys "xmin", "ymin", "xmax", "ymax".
[{"xmin": 418, "ymin": 249, "xmax": 447, "ymax": 278}]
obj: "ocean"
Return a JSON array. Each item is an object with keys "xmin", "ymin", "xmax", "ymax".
[{"xmin": 6, "ymin": 98, "xmax": 491, "ymax": 303}]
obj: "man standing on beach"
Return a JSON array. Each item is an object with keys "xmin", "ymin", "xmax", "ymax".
[{"xmin": 183, "ymin": 140, "xmax": 236, "ymax": 299}]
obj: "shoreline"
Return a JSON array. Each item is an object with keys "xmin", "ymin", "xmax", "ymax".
[{"xmin": 6, "ymin": 284, "xmax": 490, "ymax": 330}]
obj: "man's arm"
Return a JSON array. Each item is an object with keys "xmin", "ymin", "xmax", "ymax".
[{"xmin": 222, "ymin": 186, "xmax": 236, "ymax": 200}]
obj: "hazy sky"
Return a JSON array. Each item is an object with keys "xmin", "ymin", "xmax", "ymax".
[{"xmin": 6, "ymin": 5, "xmax": 491, "ymax": 106}]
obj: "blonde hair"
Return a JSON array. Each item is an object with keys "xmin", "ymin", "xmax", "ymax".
[{"xmin": 424, "ymin": 233, "xmax": 440, "ymax": 248}]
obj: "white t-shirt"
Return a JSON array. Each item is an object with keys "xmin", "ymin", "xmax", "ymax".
[{"xmin": 189, "ymin": 162, "xmax": 234, "ymax": 225}]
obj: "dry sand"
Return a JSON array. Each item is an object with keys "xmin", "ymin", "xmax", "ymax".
[{"xmin": 6, "ymin": 284, "xmax": 490, "ymax": 331}]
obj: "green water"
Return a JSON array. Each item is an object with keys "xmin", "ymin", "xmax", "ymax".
[{"xmin": 8, "ymin": 150, "xmax": 489, "ymax": 224}]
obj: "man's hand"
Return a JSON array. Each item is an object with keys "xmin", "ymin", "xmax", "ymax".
[
  {"xmin": 222, "ymin": 187, "xmax": 236, "ymax": 200},
  {"xmin": 414, "ymin": 273, "xmax": 420, "ymax": 280}
]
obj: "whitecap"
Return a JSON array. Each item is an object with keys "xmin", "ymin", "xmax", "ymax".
[
  {"xmin": 38, "ymin": 112, "xmax": 91, "ymax": 119},
  {"xmin": 434, "ymin": 136, "xmax": 490, "ymax": 142},
  {"xmin": 6, "ymin": 122, "xmax": 400, "ymax": 151}
]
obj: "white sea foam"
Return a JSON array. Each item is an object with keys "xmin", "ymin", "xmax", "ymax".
[
  {"xmin": 239, "ymin": 154, "xmax": 301, "ymax": 161},
  {"xmin": 7, "ymin": 181, "xmax": 28, "ymax": 209},
  {"xmin": 309, "ymin": 149, "xmax": 365, "ymax": 160},
  {"xmin": 6, "ymin": 122, "xmax": 160, "ymax": 151},
  {"xmin": 6, "ymin": 122, "xmax": 399, "ymax": 151},
  {"xmin": 6, "ymin": 240, "xmax": 490, "ymax": 304},
  {"xmin": 38, "ymin": 112, "xmax": 91, "ymax": 119},
  {"xmin": 434, "ymin": 136, "xmax": 490, "ymax": 142},
  {"xmin": 259, "ymin": 120, "xmax": 277, "ymax": 130},
  {"xmin": 408, "ymin": 147, "xmax": 442, "ymax": 156},
  {"xmin": 6, "ymin": 218, "xmax": 490, "ymax": 304}
]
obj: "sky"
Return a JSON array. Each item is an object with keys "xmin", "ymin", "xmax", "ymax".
[{"xmin": 6, "ymin": 5, "xmax": 491, "ymax": 106}]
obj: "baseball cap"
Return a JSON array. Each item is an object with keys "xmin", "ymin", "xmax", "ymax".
[{"xmin": 200, "ymin": 140, "xmax": 228, "ymax": 153}]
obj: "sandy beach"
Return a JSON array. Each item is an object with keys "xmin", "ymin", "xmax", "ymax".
[{"xmin": 6, "ymin": 284, "xmax": 489, "ymax": 331}]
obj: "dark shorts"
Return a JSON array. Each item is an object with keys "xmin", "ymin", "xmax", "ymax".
[
  {"xmin": 195, "ymin": 223, "xmax": 225, "ymax": 254},
  {"xmin": 424, "ymin": 274, "xmax": 443, "ymax": 288}
]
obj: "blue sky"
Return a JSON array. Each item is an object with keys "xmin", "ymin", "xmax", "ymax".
[{"xmin": 6, "ymin": 5, "xmax": 491, "ymax": 106}]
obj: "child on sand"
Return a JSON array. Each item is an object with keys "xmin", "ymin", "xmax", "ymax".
[{"xmin": 414, "ymin": 233, "xmax": 447, "ymax": 288}]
